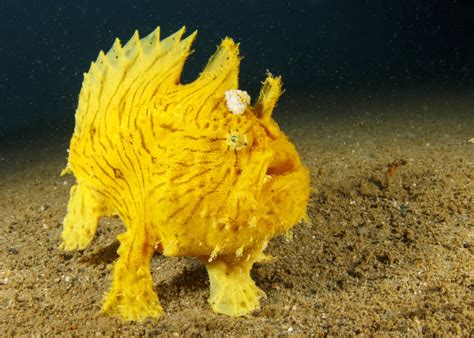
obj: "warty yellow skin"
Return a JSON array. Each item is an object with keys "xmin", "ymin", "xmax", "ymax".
[{"xmin": 60, "ymin": 26, "xmax": 310, "ymax": 320}]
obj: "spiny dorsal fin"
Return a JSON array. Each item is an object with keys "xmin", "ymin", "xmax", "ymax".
[
  {"xmin": 74, "ymin": 26, "xmax": 196, "ymax": 135},
  {"xmin": 253, "ymin": 73, "xmax": 282, "ymax": 121},
  {"xmin": 164, "ymin": 37, "xmax": 240, "ymax": 125}
]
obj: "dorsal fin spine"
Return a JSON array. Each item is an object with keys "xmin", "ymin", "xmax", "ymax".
[
  {"xmin": 74, "ymin": 26, "xmax": 200, "ymax": 139},
  {"xmin": 142, "ymin": 26, "xmax": 161, "ymax": 55}
]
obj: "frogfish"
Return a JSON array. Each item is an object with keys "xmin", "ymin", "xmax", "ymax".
[{"xmin": 60, "ymin": 26, "xmax": 310, "ymax": 320}]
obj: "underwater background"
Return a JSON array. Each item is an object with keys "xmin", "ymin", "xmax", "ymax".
[
  {"xmin": 0, "ymin": 0, "xmax": 473, "ymax": 336},
  {"xmin": 0, "ymin": 0, "xmax": 473, "ymax": 140}
]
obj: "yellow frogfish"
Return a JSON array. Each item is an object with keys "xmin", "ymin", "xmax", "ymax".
[{"xmin": 60, "ymin": 26, "xmax": 310, "ymax": 320}]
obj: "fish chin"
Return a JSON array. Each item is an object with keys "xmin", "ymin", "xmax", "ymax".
[{"xmin": 260, "ymin": 162, "xmax": 310, "ymax": 235}]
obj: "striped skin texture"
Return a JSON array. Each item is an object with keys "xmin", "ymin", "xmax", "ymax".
[{"xmin": 60, "ymin": 26, "xmax": 310, "ymax": 320}]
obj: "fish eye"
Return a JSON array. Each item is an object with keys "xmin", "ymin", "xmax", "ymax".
[{"xmin": 228, "ymin": 133, "xmax": 247, "ymax": 150}]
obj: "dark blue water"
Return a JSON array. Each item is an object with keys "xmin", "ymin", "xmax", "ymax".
[{"xmin": 0, "ymin": 0, "xmax": 473, "ymax": 142}]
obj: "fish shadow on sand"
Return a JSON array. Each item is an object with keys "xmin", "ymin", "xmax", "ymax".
[
  {"xmin": 78, "ymin": 240, "xmax": 120, "ymax": 265},
  {"xmin": 157, "ymin": 261, "xmax": 209, "ymax": 306}
]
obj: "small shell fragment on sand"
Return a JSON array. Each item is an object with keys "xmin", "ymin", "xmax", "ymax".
[{"xmin": 467, "ymin": 138, "xmax": 474, "ymax": 144}]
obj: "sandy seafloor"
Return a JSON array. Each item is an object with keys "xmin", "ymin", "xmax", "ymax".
[{"xmin": 0, "ymin": 89, "xmax": 473, "ymax": 336}]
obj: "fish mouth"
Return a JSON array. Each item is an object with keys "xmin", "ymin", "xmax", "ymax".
[
  {"xmin": 266, "ymin": 155, "xmax": 296, "ymax": 177},
  {"xmin": 259, "ymin": 142, "xmax": 309, "ymax": 200},
  {"xmin": 260, "ymin": 149, "xmax": 310, "ymax": 233},
  {"xmin": 261, "ymin": 149, "xmax": 307, "ymax": 197},
  {"xmin": 263, "ymin": 160, "xmax": 304, "ymax": 189},
  {"xmin": 264, "ymin": 147, "xmax": 298, "ymax": 179}
]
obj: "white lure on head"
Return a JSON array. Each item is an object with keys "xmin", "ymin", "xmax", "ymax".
[{"xmin": 225, "ymin": 89, "xmax": 251, "ymax": 115}]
